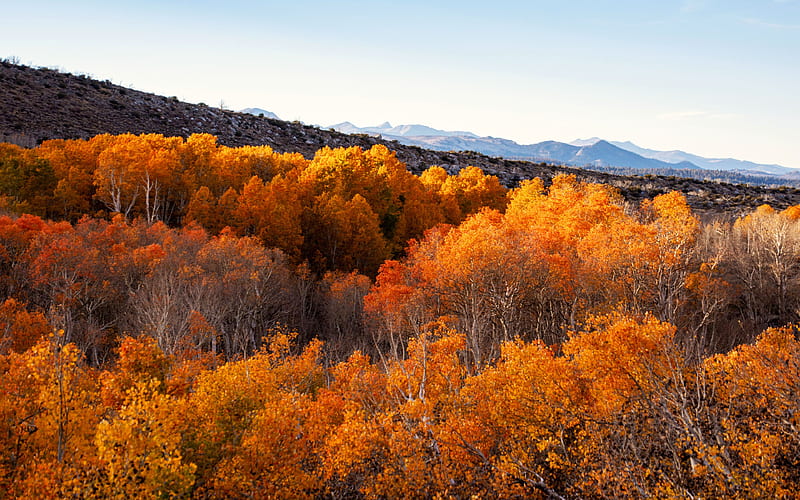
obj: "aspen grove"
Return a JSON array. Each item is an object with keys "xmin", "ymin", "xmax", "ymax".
[{"xmin": 1, "ymin": 134, "xmax": 799, "ymax": 498}]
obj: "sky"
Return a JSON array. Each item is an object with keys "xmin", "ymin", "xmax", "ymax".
[{"xmin": 2, "ymin": 0, "xmax": 799, "ymax": 167}]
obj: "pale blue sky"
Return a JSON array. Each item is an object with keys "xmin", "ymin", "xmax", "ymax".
[{"xmin": 2, "ymin": 1, "xmax": 798, "ymax": 167}]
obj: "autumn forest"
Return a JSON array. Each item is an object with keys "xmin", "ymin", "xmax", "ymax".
[{"xmin": 1, "ymin": 133, "xmax": 800, "ymax": 498}]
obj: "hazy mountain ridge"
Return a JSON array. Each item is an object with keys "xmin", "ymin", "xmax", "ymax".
[
  {"xmin": 608, "ymin": 140, "xmax": 794, "ymax": 176},
  {"xmin": 331, "ymin": 123, "xmax": 700, "ymax": 171},
  {"xmin": 2, "ymin": 59, "xmax": 800, "ymax": 215},
  {"xmin": 334, "ymin": 123, "xmax": 796, "ymax": 176}
]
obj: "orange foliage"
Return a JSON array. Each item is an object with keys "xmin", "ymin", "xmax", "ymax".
[
  {"xmin": 4, "ymin": 133, "xmax": 800, "ymax": 497},
  {"xmin": 100, "ymin": 335, "xmax": 171, "ymax": 408},
  {"xmin": 367, "ymin": 174, "xmax": 695, "ymax": 362},
  {"xmin": 0, "ymin": 298, "xmax": 51, "ymax": 354}
]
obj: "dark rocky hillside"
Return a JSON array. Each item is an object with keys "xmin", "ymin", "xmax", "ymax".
[{"xmin": 2, "ymin": 59, "xmax": 799, "ymax": 216}]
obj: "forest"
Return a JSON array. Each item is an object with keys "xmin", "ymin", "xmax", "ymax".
[{"xmin": 1, "ymin": 133, "xmax": 800, "ymax": 498}]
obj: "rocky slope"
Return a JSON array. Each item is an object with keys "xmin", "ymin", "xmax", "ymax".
[{"xmin": 2, "ymin": 59, "xmax": 799, "ymax": 216}]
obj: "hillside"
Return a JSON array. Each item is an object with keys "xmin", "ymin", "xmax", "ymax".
[
  {"xmin": 2, "ymin": 59, "xmax": 800, "ymax": 215},
  {"xmin": 5, "ymin": 60, "xmax": 800, "ymax": 499}
]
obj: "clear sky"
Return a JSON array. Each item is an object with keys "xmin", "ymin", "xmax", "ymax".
[{"xmin": 2, "ymin": 1, "xmax": 798, "ymax": 167}]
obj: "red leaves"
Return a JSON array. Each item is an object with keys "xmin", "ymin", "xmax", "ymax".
[{"xmin": 0, "ymin": 298, "xmax": 50, "ymax": 354}]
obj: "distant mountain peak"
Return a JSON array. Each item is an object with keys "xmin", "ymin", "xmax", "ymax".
[
  {"xmin": 613, "ymin": 140, "xmax": 639, "ymax": 150},
  {"xmin": 329, "ymin": 122, "xmax": 479, "ymax": 139},
  {"xmin": 570, "ymin": 137, "xmax": 602, "ymax": 147},
  {"xmin": 240, "ymin": 108, "xmax": 279, "ymax": 120}
]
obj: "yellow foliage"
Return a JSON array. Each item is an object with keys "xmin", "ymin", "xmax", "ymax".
[{"xmin": 94, "ymin": 380, "xmax": 196, "ymax": 498}]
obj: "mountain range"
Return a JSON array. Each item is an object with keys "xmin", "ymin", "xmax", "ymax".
[
  {"xmin": 600, "ymin": 139, "xmax": 794, "ymax": 176},
  {"xmin": 329, "ymin": 122, "xmax": 796, "ymax": 176}
]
